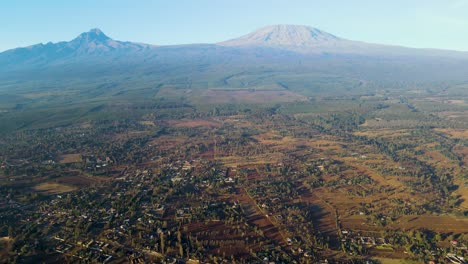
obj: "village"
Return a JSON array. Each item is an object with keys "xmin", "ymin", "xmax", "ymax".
[{"xmin": 0, "ymin": 103, "xmax": 467, "ymax": 263}]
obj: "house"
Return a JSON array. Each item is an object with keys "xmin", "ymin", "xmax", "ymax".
[
  {"xmin": 182, "ymin": 161, "xmax": 192, "ymax": 170},
  {"xmin": 225, "ymin": 177, "xmax": 235, "ymax": 183}
]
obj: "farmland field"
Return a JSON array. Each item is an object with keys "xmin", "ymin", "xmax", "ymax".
[{"xmin": 33, "ymin": 182, "xmax": 77, "ymax": 194}]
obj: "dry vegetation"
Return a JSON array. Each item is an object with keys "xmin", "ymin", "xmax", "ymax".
[
  {"xmin": 59, "ymin": 154, "xmax": 82, "ymax": 164},
  {"xmin": 165, "ymin": 119, "xmax": 222, "ymax": 128},
  {"xmin": 33, "ymin": 182, "xmax": 77, "ymax": 194},
  {"xmin": 196, "ymin": 89, "xmax": 308, "ymax": 104}
]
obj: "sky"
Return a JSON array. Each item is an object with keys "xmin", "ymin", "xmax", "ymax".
[{"xmin": 1, "ymin": 0, "xmax": 468, "ymax": 52}]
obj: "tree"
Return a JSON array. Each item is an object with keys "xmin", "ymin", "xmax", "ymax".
[{"xmin": 8, "ymin": 226, "xmax": 14, "ymax": 237}]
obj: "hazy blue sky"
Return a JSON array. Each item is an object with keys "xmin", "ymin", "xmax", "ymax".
[{"xmin": 2, "ymin": 0, "xmax": 468, "ymax": 51}]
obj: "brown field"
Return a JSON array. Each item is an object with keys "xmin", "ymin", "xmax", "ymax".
[
  {"xmin": 389, "ymin": 215, "xmax": 468, "ymax": 233},
  {"xmin": 59, "ymin": 154, "xmax": 82, "ymax": 164},
  {"xmin": 300, "ymin": 187, "xmax": 340, "ymax": 244},
  {"xmin": 56, "ymin": 174, "xmax": 108, "ymax": 186},
  {"xmin": 179, "ymin": 186, "xmax": 289, "ymax": 257},
  {"xmin": 437, "ymin": 111, "xmax": 468, "ymax": 121},
  {"xmin": 434, "ymin": 128, "xmax": 468, "ymax": 139},
  {"xmin": 446, "ymin": 100, "xmax": 465, "ymax": 104},
  {"xmin": 354, "ymin": 129, "xmax": 410, "ymax": 139},
  {"xmin": 342, "ymin": 160, "xmax": 405, "ymax": 189},
  {"xmin": 195, "ymin": 89, "xmax": 307, "ymax": 104},
  {"xmin": 32, "ymin": 173, "xmax": 108, "ymax": 194},
  {"xmin": 251, "ymin": 133, "xmax": 344, "ymax": 163},
  {"xmin": 218, "ymin": 152, "xmax": 286, "ymax": 168},
  {"xmin": 415, "ymin": 97, "xmax": 465, "ymax": 105},
  {"xmin": 253, "ymin": 132, "xmax": 287, "ymax": 146},
  {"xmin": 166, "ymin": 119, "xmax": 222, "ymax": 128},
  {"xmin": 234, "ymin": 188, "xmax": 288, "ymax": 247},
  {"xmin": 375, "ymin": 257, "xmax": 418, "ymax": 264},
  {"xmin": 453, "ymin": 170, "xmax": 468, "ymax": 210},
  {"xmin": 254, "ymin": 132, "xmax": 342, "ymax": 150},
  {"xmin": 421, "ymin": 150, "xmax": 457, "ymax": 168},
  {"xmin": 222, "ymin": 115, "xmax": 252, "ymax": 128},
  {"xmin": 453, "ymin": 145, "xmax": 468, "ymax": 161},
  {"xmin": 342, "ymin": 215, "xmax": 468, "ymax": 234},
  {"xmin": 149, "ymin": 136, "xmax": 188, "ymax": 151},
  {"xmin": 341, "ymin": 215, "xmax": 380, "ymax": 232},
  {"xmin": 308, "ymin": 138, "xmax": 345, "ymax": 153},
  {"xmin": 33, "ymin": 182, "xmax": 77, "ymax": 194}
]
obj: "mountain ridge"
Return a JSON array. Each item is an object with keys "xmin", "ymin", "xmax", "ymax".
[
  {"xmin": 1, "ymin": 25, "xmax": 468, "ymax": 83},
  {"xmin": 219, "ymin": 24, "xmax": 342, "ymax": 47},
  {"xmin": 0, "ymin": 28, "xmax": 156, "ymax": 69},
  {"xmin": 3, "ymin": 25, "xmax": 468, "ymax": 54}
]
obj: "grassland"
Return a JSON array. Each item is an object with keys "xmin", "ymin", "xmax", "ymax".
[{"xmin": 33, "ymin": 182, "xmax": 77, "ymax": 194}]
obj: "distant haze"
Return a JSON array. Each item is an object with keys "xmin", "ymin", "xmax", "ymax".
[{"xmin": 2, "ymin": 1, "xmax": 468, "ymax": 52}]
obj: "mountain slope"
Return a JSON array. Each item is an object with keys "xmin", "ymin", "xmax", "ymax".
[
  {"xmin": 1, "ymin": 25, "xmax": 468, "ymax": 135},
  {"xmin": 0, "ymin": 29, "xmax": 156, "ymax": 70},
  {"xmin": 61, "ymin": 28, "xmax": 154, "ymax": 55},
  {"xmin": 1, "ymin": 25, "xmax": 468, "ymax": 84},
  {"xmin": 219, "ymin": 24, "xmax": 468, "ymax": 58},
  {"xmin": 220, "ymin": 24, "xmax": 341, "ymax": 47}
]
